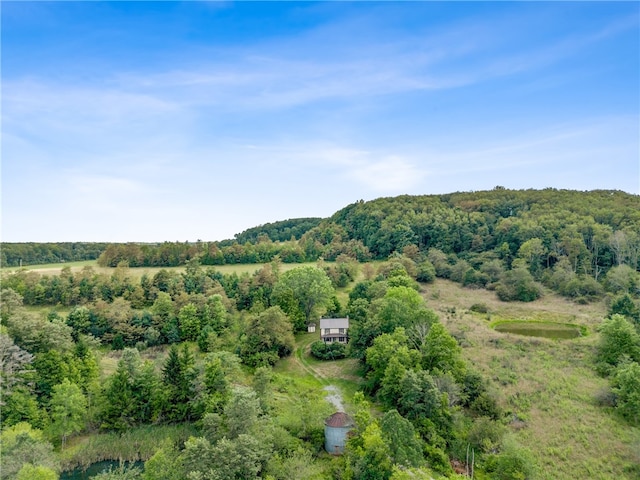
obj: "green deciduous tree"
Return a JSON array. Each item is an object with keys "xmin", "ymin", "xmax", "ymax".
[
  {"xmin": 596, "ymin": 314, "xmax": 640, "ymax": 374},
  {"xmin": 16, "ymin": 464, "xmax": 59, "ymax": 480},
  {"xmin": 421, "ymin": 322, "xmax": 466, "ymax": 380},
  {"xmin": 348, "ymin": 422, "xmax": 393, "ymax": 480},
  {"xmin": 605, "ymin": 264, "xmax": 640, "ymax": 295},
  {"xmin": 397, "ymin": 369, "xmax": 452, "ymax": 444},
  {"xmin": 272, "ymin": 266, "xmax": 334, "ymax": 331},
  {"xmin": 365, "ymin": 328, "xmax": 419, "ymax": 393},
  {"xmin": 182, "ymin": 433, "xmax": 270, "ymax": 480},
  {"xmin": 205, "ymin": 294, "xmax": 227, "ymax": 332},
  {"xmin": 612, "ymin": 361, "xmax": 640, "ymax": 425},
  {"xmin": 1, "ymin": 422, "xmax": 60, "ymax": 479},
  {"xmin": 496, "ymin": 267, "xmax": 543, "ymax": 302},
  {"xmin": 142, "ymin": 442, "xmax": 184, "ymax": 480},
  {"xmin": 516, "ymin": 238, "xmax": 546, "ymax": 279},
  {"xmin": 178, "ymin": 303, "xmax": 200, "ymax": 341},
  {"xmin": 239, "ymin": 307, "xmax": 295, "ymax": 367},
  {"xmin": 379, "ymin": 410, "xmax": 424, "ymax": 469},
  {"xmin": 49, "ymin": 379, "xmax": 87, "ymax": 448}
]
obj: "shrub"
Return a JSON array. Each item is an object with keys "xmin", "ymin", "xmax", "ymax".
[
  {"xmin": 594, "ymin": 387, "xmax": 617, "ymax": 408},
  {"xmin": 310, "ymin": 341, "xmax": 346, "ymax": 360},
  {"xmin": 496, "ymin": 268, "xmax": 542, "ymax": 302},
  {"xmin": 595, "ymin": 314, "xmax": 640, "ymax": 375},
  {"xmin": 416, "ymin": 260, "xmax": 436, "ymax": 283},
  {"xmin": 485, "ymin": 435, "xmax": 536, "ymax": 480},
  {"xmin": 468, "ymin": 416, "xmax": 505, "ymax": 453},
  {"xmin": 469, "ymin": 303, "xmax": 489, "ymax": 314},
  {"xmin": 560, "ymin": 275, "xmax": 604, "ymax": 302},
  {"xmin": 612, "ymin": 361, "xmax": 640, "ymax": 425}
]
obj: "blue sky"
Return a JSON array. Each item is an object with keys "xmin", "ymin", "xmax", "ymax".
[{"xmin": 2, "ymin": 1, "xmax": 639, "ymax": 242}]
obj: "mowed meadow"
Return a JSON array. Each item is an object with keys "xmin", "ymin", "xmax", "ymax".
[
  {"xmin": 421, "ymin": 279, "xmax": 640, "ymax": 479},
  {"xmin": 1, "ymin": 260, "xmax": 274, "ymax": 278}
]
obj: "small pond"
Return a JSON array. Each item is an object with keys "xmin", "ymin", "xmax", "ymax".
[
  {"xmin": 493, "ymin": 321, "xmax": 583, "ymax": 339},
  {"xmin": 61, "ymin": 461, "xmax": 144, "ymax": 480}
]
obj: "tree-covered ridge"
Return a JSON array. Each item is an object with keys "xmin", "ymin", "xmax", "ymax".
[
  {"xmin": 331, "ymin": 189, "xmax": 640, "ymax": 261},
  {"xmin": 232, "ymin": 217, "xmax": 323, "ymax": 244},
  {"xmin": 4, "ymin": 189, "xmax": 639, "ymax": 305},
  {"xmin": 1, "ymin": 243, "xmax": 109, "ymax": 267}
]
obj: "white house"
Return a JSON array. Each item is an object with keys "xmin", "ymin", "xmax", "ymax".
[{"xmin": 319, "ymin": 317, "xmax": 349, "ymax": 344}]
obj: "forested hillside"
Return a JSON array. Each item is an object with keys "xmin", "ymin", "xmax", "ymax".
[
  {"xmin": 232, "ymin": 217, "xmax": 323, "ymax": 244},
  {"xmin": 80, "ymin": 189, "xmax": 640, "ymax": 304},
  {"xmin": 330, "ymin": 188, "xmax": 640, "ymax": 262}
]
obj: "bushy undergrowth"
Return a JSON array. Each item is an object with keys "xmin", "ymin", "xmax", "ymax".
[{"xmin": 309, "ymin": 340, "xmax": 347, "ymax": 360}]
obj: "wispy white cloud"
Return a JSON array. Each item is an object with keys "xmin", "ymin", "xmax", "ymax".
[
  {"xmin": 301, "ymin": 147, "xmax": 426, "ymax": 192},
  {"xmin": 346, "ymin": 155, "xmax": 426, "ymax": 192}
]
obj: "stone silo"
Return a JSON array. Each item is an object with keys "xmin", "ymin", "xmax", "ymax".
[{"xmin": 324, "ymin": 412, "xmax": 354, "ymax": 455}]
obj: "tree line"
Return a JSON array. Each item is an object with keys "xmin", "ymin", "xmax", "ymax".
[
  {"xmin": 1, "ymin": 243, "xmax": 109, "ymax": 268},
  {"xmin": 94, "ymin": 188, "xmax": 640, "ymax": 302},
  {"xmin": 4, "ymin": 189, "xmax": 639, "ymax": 305}
]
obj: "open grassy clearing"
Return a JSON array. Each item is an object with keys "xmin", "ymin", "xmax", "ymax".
[
  {"xmin": 422, "ymin": 279, "xmax": 639, "ymax": 480},
  {"xmin": 275, "ymin": 332, "xmax": 363, "ymax": 415},
  {"xmin": 2, "ymin": 260, "xmax": 323, "ymax": 278},
  {"xmin": 1, "ymin": 260, "xmax": 99, "ymax": 273},
  {"xmin": 24, "ymin": 304, "xmax": 74, "ymax": 318},
  {"xmin": 98, "ymin": 344, "xmax": 175, "ymax": 378}
]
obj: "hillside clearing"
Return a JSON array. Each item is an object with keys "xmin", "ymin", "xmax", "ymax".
[{"xmin": 422, "ymin": 279, "xmax": 639, "ymax": 480}]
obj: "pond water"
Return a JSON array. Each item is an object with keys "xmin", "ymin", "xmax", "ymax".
[
  {"xmin": 60, "ymin": 461, "xmax": 144, "ymax": 480},
  {"xmin": 493, "ymin": 322, "xmax": 582, "ymax": 339}
]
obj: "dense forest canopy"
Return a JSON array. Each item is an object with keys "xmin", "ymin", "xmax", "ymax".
[
  {"xmin": 232, "ymin": 217, "xmax": 323, "ymax": 244},
  {"xmin": 331, "ymin": 189, "xmax": 640, "ymax": 261}
]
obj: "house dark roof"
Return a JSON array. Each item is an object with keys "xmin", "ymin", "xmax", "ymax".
[{"xmin": 325, "ymin": 412, "xmax": 354, "ymax": 428}]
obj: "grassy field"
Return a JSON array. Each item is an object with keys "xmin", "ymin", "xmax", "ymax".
[
  {"xmin": 2, "ymin": 260, "xmax": 320, "ymax": 278},
  {"xmin": 275, "ymin": 332, "xmax": 364, "ymax": 415},
  {"xmin": 421, "ymin": 279, "xmax": 640, "ymax": 480}
]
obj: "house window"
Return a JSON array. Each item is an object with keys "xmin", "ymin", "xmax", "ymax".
[
  {"xmin": 339, "ymin": 328, "xmax": 345, "ymax": 333},
  {"xmin": 339, "ymin": 337, "xmax": 345, "ymax": 342}
]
